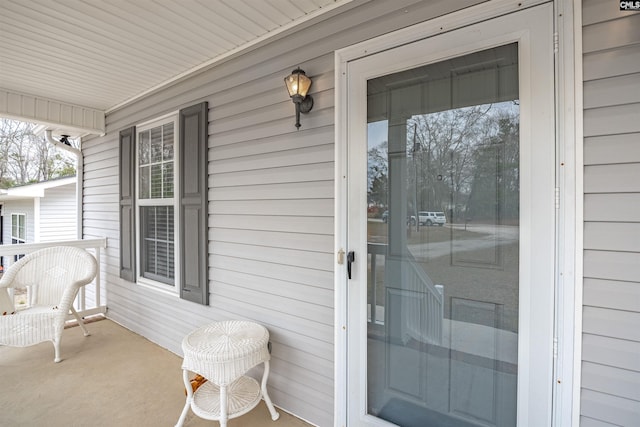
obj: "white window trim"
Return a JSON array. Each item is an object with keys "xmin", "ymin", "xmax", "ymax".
[
  {"xmin": 134, "ymin": 113, "xmax": 181, "ymax": 294},
  {"xmin": 11, "ymin": 212, "xmax": 27, "ymax": 263},
  {"xmin": 11, "ymin": 212, "xmax": 26, "ymax": 244}
]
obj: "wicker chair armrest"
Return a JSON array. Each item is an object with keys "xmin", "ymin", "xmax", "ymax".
[{"xmin": 0, "ymin": 252, "xmax": 37, "ymax": 289}]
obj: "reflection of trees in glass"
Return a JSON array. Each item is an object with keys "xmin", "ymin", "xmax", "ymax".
[
  {"xmin": 408, "ymin": 105, "xmax": 490, "ymax": 216},
  {"xmin": 466, "ymin": 111, "xmax": 520, "ymax": 222},
  {"xmin": 407, "ymin": 102, "xmax": 519, "ymax": 223},
  {"xmin": 366, "ymin": 104, "xmax": 519, "ymax": 223},
  {"xmin": 162, "ymin": 123, "xmax": 174, "ymax": 160},
  {"xmin": 368, "ymin": 140, "xmax": 388, "ymax": 209}
]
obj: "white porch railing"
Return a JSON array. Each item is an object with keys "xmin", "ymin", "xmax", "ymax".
[
  {"xmin": 0, "ymin": 238, "xmax": 107, "ymax": 320},
  {"xmin": 368, "ymin": 242, "xmax": 444, "ymax": 345}
]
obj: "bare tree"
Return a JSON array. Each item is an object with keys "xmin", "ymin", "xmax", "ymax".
[
  {"xmin": 466, "ymin": 106, "xmax": 520, "ymax": 222},
  {"xmin": 6, "ymin": 126, "xmax": 35, "ymax": 184},
  {"xmin": 368, "ymin": 140, "xmax": 388, "ymax": 209},
  {"xmin": 0, "ymin": 119, "xmax": 76, "ymax": 187},
  {"xmin": 0, "ymin": 120, "xmax": 14, "ymax": 187},
  {"xmin": 407, "ymin": 104, "xmax": 493, "ymax": 215}
]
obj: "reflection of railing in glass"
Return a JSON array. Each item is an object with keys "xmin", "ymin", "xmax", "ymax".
[{"xmin": 368, "ymin": 243, "xmax": 443, "ymax": 345}]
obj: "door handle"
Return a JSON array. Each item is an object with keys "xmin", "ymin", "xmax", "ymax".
[{"xmin": 347, "ymin": 251, "xmax": 355, "ymax": 279}]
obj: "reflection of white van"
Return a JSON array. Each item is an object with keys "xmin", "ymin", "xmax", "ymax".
[{"xmin": 418, "ymin": 211, "xmax": 446, "ymax": 226}]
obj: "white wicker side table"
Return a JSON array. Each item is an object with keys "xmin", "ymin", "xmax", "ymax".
[{"xmin": 175, "ymin": 320, "xmax": 280, "ymax": 427}]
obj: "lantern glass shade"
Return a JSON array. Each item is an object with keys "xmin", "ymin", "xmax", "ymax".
[{"xmin": 285, "ymin": 69, "xmax": 312, "ymax": 98}]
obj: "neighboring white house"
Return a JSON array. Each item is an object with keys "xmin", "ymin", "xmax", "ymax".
[
  {"xmin": 0, "ymin": 177, "xmax": 77, "ymax": 268},
  {"xmin": 0, "ymin": 1, "xmax": 638, "ymax": 426}
]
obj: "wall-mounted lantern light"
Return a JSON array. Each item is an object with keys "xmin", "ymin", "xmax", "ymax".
[{"xmin": 284, "ymin": 68, "xmax": 314, "ymax": 129}]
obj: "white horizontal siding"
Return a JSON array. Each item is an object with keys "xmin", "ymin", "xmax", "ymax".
[
  {"xmin": 38, "ymin": 184, "xmax": 76, "ymax": 242},
  {"xmin": 211, "ymin": 255, "xmax": 334, "ymax": 289},
  {"xmin": 584, "ymin": 223, "xmax": 640, "ymax": 252},
  {"xmin": 582, "ymin": 13, "xmax": 640, "ymax": 53},
  {"xmin": 1, "ymin": 199, "xmax": 34, "ymax": 244},
  {"xmin": 580, "ymin": 416, "xmax": 621, "ymax": 427},
  {"xmin": 211, "ymin": 228, "xmax": 333, "ymax": 253},
  {"xmin": 583, "ymin": 44, "xmax": 640, "ymax": 81},
  {"xmin": 210, "ymin": 144, "xmax": 334, "ymax": 175},
  {"xmin": 583, "ymin": 0, "xmax": 632, "ymax": 25},
  {"xmin": 584, "ymin": 133, "xmax": 640, "ymax": 165},
  {"xmin": 581, "ymin": 389, "xmax": 640, "ymax": 427},
  {"xmin": 212, "ymin": 268, "xmax": 333, "ymax": 308},
  {"xmin": 582, "ymin": 362, "xmax": 640, "ymax": 402},
  {"xmin": 80, "ymin": 1, "xmax": 498, "ymax": 425},
  {"xmin": 211, "ymin": 199, "xmax": 333, "ymax": 217},
  {"xmin": 211, "ymin": 241, "xmax": 334, "ymax": 272},
  {"xmin": 583, "ymin": 74, "xmax": 640, "ymax": 110},
  {"xmin": 213, "ymin": 214, "xmax": 334, "ymax": 235},
  {"xmin": 584, "ymin": 193, "xmax": 640, "ymax": 222},
  {"xmin": 584, "ymin": 250, "xmax": 640, "ymax": 283},
  {"xmin": 213, "ymin": 125, "xmax": 333, "ymax": 161},
  {"xmin": 211, "ymin": 180, "xmax": 334, "ymax": 201},
  {"xmin": 581, "ymin": 1, "xmax": 640, "ymax": 425},
  {"xmin": 584, "ymin": 163, "xmax": 640, "ymax": 193},
  {"xmin": 582, "ymin": 334, "xmax": 640, "ymax": 373},
  {"xmin": 584, "ymin": 278, "xmax": 640, "ymax": 313},
  {"xmin": 583, "ymin": 306, "xmax": 640, "ymax": 342},
  {"xmin": 213, "ymin": 162, "xmax": 334, "ymax": 187},
  {"xmin": 583, "ymin": 103, "xmax": 640, "ymax": 137}
]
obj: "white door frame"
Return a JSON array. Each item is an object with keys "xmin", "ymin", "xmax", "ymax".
[{"xmin": 333, "ymin": 0, "xmax": 582, "ymax": 425}]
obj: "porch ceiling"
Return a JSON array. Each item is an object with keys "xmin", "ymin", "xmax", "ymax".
[{"xmin": 0, "ymin": 0, "xmax": 352, "ymax": 134}]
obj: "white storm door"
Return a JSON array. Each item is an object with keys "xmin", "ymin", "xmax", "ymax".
[{"xmin": 345, "ymin": 4, "xmax": 555, "ymax": 427}]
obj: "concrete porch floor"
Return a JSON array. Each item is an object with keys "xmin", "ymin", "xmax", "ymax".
[{"xmin": 0, "ymin": 318, "xmax": 314, "ymax": 427}]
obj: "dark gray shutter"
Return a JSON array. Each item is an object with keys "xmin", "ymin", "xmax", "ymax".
[
  {"xmin": 179, "ymin": 102, "xmax": 209, "ymax": 304},
  {"xmin": 119, "ymin": 126, "xmax": 136, "ymax": 281}
]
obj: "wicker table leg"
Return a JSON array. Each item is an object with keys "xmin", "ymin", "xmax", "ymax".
[
  {"xmin": 175, "ymin": 370, "xmax": 192, "ymax": 427},
  {"xmin": 261, "ymin": 361, "xmax": 280, "ymax": 420},
  {"xmin": 220, "ymin": 384, "xmax": 228, "ymax": 427}
]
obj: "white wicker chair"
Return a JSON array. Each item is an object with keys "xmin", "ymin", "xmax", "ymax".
[{"xmin": 0, "ymin": 246, "xmax": 98, "ymax": 362}]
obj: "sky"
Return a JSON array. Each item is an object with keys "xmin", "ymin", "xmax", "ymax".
[{"xmin": 368, "ymin": 120, "xmax": 388, "ymax": 150}]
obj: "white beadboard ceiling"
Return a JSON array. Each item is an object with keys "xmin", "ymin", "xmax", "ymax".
[{"xmin": 0, "ymin": 0, "xmax": 350, "ymax": 116}]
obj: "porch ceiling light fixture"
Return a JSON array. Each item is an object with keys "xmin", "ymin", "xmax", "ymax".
[{"xmin": 284, "ymin": 67, "xmax": 314, "ymax": 129}]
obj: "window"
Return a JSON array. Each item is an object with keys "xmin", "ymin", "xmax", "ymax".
[
  {"xmin": 11, "ymin": 213, "xmax": 26, "ymax": 262},
  {"xmin": 119, "ymin": 102, "xmax": 209, "ymax": 304},
  {"xmin": 11, "ymin": 213, "xmax": 26, "ymax": 244},
  {"xmin": 136, "ymin": 117, "xmax": 178, "ymax": 289}
]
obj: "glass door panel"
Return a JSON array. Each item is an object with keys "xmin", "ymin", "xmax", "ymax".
[{"xmin": 366, "ymin": 43, "xmax": 520, "ymax": 427}]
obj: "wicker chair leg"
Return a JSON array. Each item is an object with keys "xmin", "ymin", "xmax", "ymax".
[
  {"xmin": 70, "ymin": 306, "xmax": 90, "ymax": 337},
  {"xmin": 53, "ymin": 338, "xmax": 62, "ymax": 363}
]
